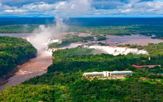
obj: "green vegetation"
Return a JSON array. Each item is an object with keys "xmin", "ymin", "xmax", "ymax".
[
  {"xmin": 123, "ymin": 43, "xmax": 163, "ymax": 56},
  {"xmin": 48, "ymin": 34, "xmax": 106, "ymax": 48},
  {"xmin": 48, "ymin": 35, "xmax": 94, "ymax": 48},
  {"xmin": 0, "ymin": 25, "xmax": 38, "ymax": 33},
  {"xmin": 0, "ymin": 19, "xmax": 163, "ymax": 101},
  {"xmin": 0, "ymin": 43, "xmax": 163, "ymax": 102},
  {"xmin": 0, "ymin": 37, "xmax": 37, "ymax": 78},
  {"xmin": 53, "ymin": 47, "xmax": 94, "ymax": 61},
  {"xmin": 0, "ymin": 84, "xmax": 70, "ymax": 102},
  {"xmin": 70, "ymin": 25, "xmax": 163, "ymax": 38},
  {"xmin": 1, "ymin": 24, "xmax": 163, "ymax": 38},
  {"xmin": 121, "ymin": 43, "xmax": 163, "ymax": 66},
  {"xmin": 50, "ymin": 53, "xmax": 143, "ymax": 73}
]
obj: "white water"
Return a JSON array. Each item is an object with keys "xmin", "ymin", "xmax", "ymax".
[{"xmin": 87, "ymin": 45, "xmax": 148, "ymax": 56}]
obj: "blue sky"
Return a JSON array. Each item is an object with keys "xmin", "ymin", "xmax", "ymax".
[{"xmin": 0, "ymin": 0, "xmax": 163, "ymax": 17}]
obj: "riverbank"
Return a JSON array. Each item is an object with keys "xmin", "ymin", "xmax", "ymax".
[
  {"xmin": 106, "ymin": 35, "xmax": 163, "ymax": 46},
  {"xmin": 0, "ymin": 51, "xmax": 52, "ymax": 90},
  {"xmin": 0, "ymin": 36, "xmax": 37, "ymax": 89},
  {"xmin": 0, "ymin": 33, "xmax": 162, "ymax": 90}
]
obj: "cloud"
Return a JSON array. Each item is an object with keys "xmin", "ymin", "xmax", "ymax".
[
  {"xmin": 0, "ymin": 2, "xmax": 56, "ymax": 14},
  {"xmin": 0, "ymin": 0, "xmax": 93, "ymax": 16},
  {"xmin": 22, "ymin": 2, "xmax": 56, "ymax": 11},
  {"xmin": 118, "ymin": 1, "xmax": 163, "ymax": 15},
  {"xmin": 54, "ymin": 0, "xmax": 92, "ymax": 17},
  {"xmin": 0, "ymin": 0, "xmax": 163, "ymax": 16},
  {"xmin": 92, "ymin": 0, "xmax": 163, "ymax": 16},
  {"xmin": 4, "ymin": 9, "xmax": 26, "ymax": 14}
]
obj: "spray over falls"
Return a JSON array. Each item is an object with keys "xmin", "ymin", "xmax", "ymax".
[
  {"xmin": 26, "ymin": 0, "xmax": 148, "ymax": 57},
  {"xmin": 27, "ymin": 0, "xmax": 92, "ymax": 56},
  {"xmin": 28, "ymin": 19, "xmax": 68, "ymax": 56}
]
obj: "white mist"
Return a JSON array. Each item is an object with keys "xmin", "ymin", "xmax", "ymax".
[{"xmin": 28, "ymin": 0, "xmax": 92, "ymax": 56}]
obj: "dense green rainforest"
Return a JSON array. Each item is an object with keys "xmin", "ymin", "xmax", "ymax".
[
  {"xmin": 0, "ymin": 25, "xmax": 38, "ymax": 33},
  {"xmin": 1, "ymin": 24, "xmax": 163, "ymax": 38},
  {"xmin": 0, "ymin": 43, "xmax": 163, "ymax": 102},
  {"xmin": 0, "ymin": 37, "xmax": 37, "ymax": 79}
]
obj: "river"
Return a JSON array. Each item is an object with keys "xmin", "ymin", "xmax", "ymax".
[
  {"xmin": 0, "ymin": 33, "xmax": 52, "ymax": 90},
  {"xmin": 0, "ymin": 33, "xmax": 163, "ymax": 90},
  {"xmin": 106, "ymin": 35, "xmax": 163, "ymax": 46}
]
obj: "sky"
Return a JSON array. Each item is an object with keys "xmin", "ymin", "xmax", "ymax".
[{"xmin": 0, "ymin": 0, "xmax": 163, "ymax": 17}]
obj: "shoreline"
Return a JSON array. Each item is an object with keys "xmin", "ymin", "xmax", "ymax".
[
  {"xmin": 0, "ymin": 33, "xmax": 162, "ymax": 90},
  {"xmin": 0, "ymin": 51, "xmax": 52, "ymax": 90},
  {"xmin": 0, "ymin": 55, "xmax": 37, "ymax": 90},
  {"xmin": 106, "ymin": 34, "xmax": 163, "ymax": 46}
]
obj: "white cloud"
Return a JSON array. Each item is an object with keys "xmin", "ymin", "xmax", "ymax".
[
  {"xmin": 117, "ymin": 1, "xmax": 163, "ymax": 15},
  {"xmin": 4, "ymin": 9, "xmax": 26, "ymax": 13},
  {"xmin": 0, "ymin": 1, "xmax": 92, "ymax": 16},
  {"xmin": 55, "ymin": 0, "xmax": 92, "ymax": 16},
  {"xmin": 0, "ymin": 2, "xmax": 56, "ymax": 14},
  {"xmin": 22, "ymin": 2, "xmax": 56, "ymax": 11},
  {"xmin": 0, "ymin": 0, "xmax": 163, "ymax": 16}
]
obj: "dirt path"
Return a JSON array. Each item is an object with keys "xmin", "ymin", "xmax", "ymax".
[{"xmin": 0, "ymin": 51, "xmax": 52, "ymax": 90}]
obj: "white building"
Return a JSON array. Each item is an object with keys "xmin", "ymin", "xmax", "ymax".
[{"xmin": 83, "ymin": 71, "xmax": 133, "ymax": 79}]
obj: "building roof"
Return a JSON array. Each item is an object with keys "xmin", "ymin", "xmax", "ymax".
[{"xmin": 132, "ymin": 64, "xmax": 161, "ymax": 69}]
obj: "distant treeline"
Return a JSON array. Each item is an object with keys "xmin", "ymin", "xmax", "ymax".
[
  {"xmin": 0, "ymin": 17, "xmax": 54, "ymax": 26},
  {"xmin": 0, "ymin": 17, "xmax": 163, "ymax": 26},
  {"xmin": 1, "ymin": 24, "xmax": 163, "ymax": 38},
  {"xmin": 0, "ymin": 17, "xmax": 163, "ymax": 38}
]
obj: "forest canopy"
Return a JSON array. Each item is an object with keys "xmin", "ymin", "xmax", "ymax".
[
  {"xmin": 0, "ymin": 43, "xmax": 163, "ymax": 102},
  {"xmin": 0, "ymin": 37, "xmax": 37, "ymax": 78}
]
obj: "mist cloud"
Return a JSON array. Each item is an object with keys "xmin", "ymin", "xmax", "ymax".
[{"xmin": 28, "ymin": 0, "xmax": 92, "ymax": 53}]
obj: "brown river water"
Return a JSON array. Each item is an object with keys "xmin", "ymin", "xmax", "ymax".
[
  {"xmin": 0, "ymin": 33, "xmax": 163, "ymax": 90},
  {"xmin": 0, "ymin": 51, "xmax": 52, "ymax": 90},
  {"xmin": 106, "ymin": 35, "xmax": 163, "ymax": 46},
  {"xmin": 0, "ymin": 36, "xmax": 52, "ymax": 90}
]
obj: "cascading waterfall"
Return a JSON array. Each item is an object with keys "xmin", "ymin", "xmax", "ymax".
[{"xmin": 28, "ymin": 0, "xmax": 93, "ymax": 56}]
